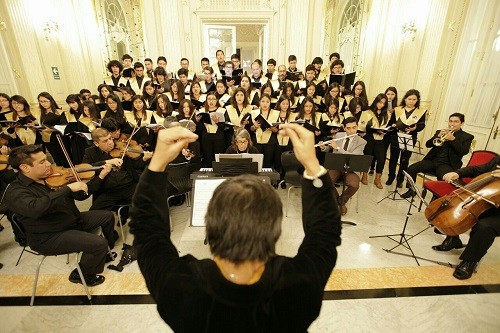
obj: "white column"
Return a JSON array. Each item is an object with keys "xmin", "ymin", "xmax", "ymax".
[{"xmin": 286, "ymin": 0, "xmax": 310, "ymax": 70}]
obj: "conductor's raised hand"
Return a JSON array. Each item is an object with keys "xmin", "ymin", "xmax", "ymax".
[
  {"xmin": 278, "ymin": 123, "xmax": 321, "ymax": 176},
  {"xmin": 148, "ymin": 127, "xmax": 198, "ymax": 172}
]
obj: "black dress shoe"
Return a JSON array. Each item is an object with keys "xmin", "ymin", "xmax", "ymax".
[
  {"xmin": 280, "ymin": 181, "xmax": 286, "ymax": 189},
  {"xmin": 432, "ymin": 236, "xmax": 463, "ymax": 251},
  {"xmin": 385, "ymin": 176, "xmax": 395, "ymax": 186},
  {"xmin": 396, "ymin": 181, "xmax": 403, "ymax": 188},
  {"xmin": 106, "ymin": 251, "xmax": 117, "ymax": 263},
  {"xmin": 369, "ymin": 169, "xmax": 374, "ymax": 175},
  {"xmin": 0, "ymin": 263, "xmax": 3, "ymax": 270},
  {"xmin": 400, "ymin": 189, "xmax": 416, "ymax": 198},
  {"xmin": 69, "ymin": 269, "xmax": 105, "ymax": 287},
  {"xmin": 453, "ymin": 260, "xmax": 478, "ymax": 280}
]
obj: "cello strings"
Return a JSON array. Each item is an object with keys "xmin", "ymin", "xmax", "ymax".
[{"xmin": 450, "ymin": 180, "xmax": 497, "ymax": 207}]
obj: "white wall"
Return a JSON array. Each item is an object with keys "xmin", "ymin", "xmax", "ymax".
[{"xmin": 0, "ymin": 0, "xmax": 105, "ymax": 103}]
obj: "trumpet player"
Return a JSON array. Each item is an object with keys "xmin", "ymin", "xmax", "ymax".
[{"xmin": 401, "ymin": 113, "xmax": 474, "ymax": 198}]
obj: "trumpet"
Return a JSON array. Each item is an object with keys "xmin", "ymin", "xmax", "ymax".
[
  {"xmin": 314, "ymin": 133, "xmax": 358, "ymax": 147},
  {"xmin": 433, "ymin": 126, "xmax": 455, "ymax": 146}
]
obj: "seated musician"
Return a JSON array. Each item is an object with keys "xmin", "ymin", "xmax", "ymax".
[
  {"xmin": 401, "ymin": 113, "xmax": 474, "ymax": 198},
  {"xmin": 225, "ymin": 128, "xmax": 260, "ymax": 154},
  {"xmin": 432, "ymin": 156, "xmax": 500, "ymax": 279},
  {"xmin": 319, "ymin": 117, "xmax": 366, "ymax": 215},
  {"xmin": 5, "ymin": 145, "xmax": 116, "ymax": 286},
  {"xmin": 82, "ymin": 127, "xmax": 152, "ymax": 221}
]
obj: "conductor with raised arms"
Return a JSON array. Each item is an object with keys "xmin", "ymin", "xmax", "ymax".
[{"xmin": 130, "ymin": 123, "xmax": 341, "ymax": 331}]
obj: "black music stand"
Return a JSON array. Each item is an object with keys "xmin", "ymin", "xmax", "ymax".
[
  {"xmin": 370, "ymin": 171, "xmax": 452, "ymax": 267},
  {"xmin": 324, "ymin": 153, "xmax": 373, "ymax": 226},
  {"xmin": 378, "ymin": 133, "xmax": 415, "ymax": 204}
]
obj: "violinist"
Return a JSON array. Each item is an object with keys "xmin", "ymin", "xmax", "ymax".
[
  {"xmin": 82, "ymin": 127, "xmax": 151, "ymax": 217},
  {"xmin": 4, "ymin": 144, "xmax": 116, "ymax": 287},
  {"xmin": 65, "ymin": 94, "xmax": 84, "ymax": 164},
  {"xmin": 434, "ymin": 156, "xmax": 500, "ymax": 280}
]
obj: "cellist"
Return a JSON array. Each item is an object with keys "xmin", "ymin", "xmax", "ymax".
[{"xmin": 434, "ymin": 156, "xmax": 500, "ymax": 280}]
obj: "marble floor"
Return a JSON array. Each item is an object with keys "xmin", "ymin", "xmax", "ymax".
[{"xmin": 0, "ymin": 172, "xmax": 499, "ymax": 332}]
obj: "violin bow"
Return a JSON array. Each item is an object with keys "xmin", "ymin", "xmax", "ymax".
[
  {"xmin": 55, "ymin": 133, "xmax": 83, "ymax": 185},
  {"xmin": 120, "ymin": 123, "xmax": 141, "ymax": 160}
]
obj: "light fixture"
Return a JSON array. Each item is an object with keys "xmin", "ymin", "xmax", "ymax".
[
  {"xmin": 402, "ymin": 20, "xmax": 417, "ymax": 42},
  {"xmin": 43, "ymin": 20, "xmax": 59, "ymax": 41}
]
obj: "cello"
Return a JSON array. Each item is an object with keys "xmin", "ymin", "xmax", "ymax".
[{"xmin": 424, "ymin": 172, "xmax": 500, "ymax": 236}]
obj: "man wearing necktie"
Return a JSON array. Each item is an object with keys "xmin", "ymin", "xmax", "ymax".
[{"xmin": 319, "ymin": 117, "xmax": 367, "ymax": 215}]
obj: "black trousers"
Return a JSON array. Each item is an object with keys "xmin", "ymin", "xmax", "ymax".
[
  {"xmin": 460, "ymin": 208, "xmax": 500, "ymax": 262},
  {"xmin": 407, "ymin": 160, "xmax": 455, "ymax": 182},
  {"xmin": 255, "ymin": 142, "xmax": 279, "ymax": 169},
  {"xmin": 387, "ymin": 134, "xmax": 413, "ymax": 182},
  {"xmin": 30, "ymin": 211, "xmax": 116, "ymax": 274},
  {"xmin": 90, "ymin": 183, "xmax": 137, "ymax": 211},
  {"xmin": 364, "ymin": 140, "xmax": 387, "ymax": 173},
  {"xmin": 201, "ymin": 133, "xmax": 225, "ymax": 167}
]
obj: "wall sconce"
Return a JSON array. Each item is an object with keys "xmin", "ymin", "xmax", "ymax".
[
  {"xmin": 43, "ymin": 20, "xmax": 59, "ymax": 41},
  {"xmin": 402, "ymin": 20, "xmax": 417, "ymax": 42}
]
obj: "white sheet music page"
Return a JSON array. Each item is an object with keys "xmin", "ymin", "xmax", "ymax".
[{"xmin": 191, "ymin": 178, "xmax": 226, "ymax": 226}]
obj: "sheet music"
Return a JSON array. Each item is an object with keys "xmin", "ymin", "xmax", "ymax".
[
  {"xmin": 397, "ymin": 132, "xmax": 414, "ymax": 152},
  {"xmin": 191, "ymin": 178, "xmax": 226, "ymax": 226},
  {"xmin": 75, "ymin": 132, "xmax": 92, "ymax": 140},
  {"xmin": 53, "ymin": 124, "xmax": 67, "ymax": 134}
]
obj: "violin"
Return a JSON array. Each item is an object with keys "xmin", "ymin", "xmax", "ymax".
[
  {"xmin": 0, "ymin": 154, "xmax": 8, "ymax": 171},
  {"xmin": 115, "ymin": 133, "xmax": 130, "ymax": 143},
  {"xmin": 425, "ymin": 172, "xmax": 500, "ymax": 236},
  {"xmin": 110, "ymin": 140, "xmax": 147, "ymax": 159},
  {"xmin": 44, "ymin": 163, "xmax": 104, "ymax": 189}
]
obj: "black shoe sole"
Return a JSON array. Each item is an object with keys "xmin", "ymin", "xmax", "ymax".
[
  {"xmin": 432, "ymin": 244, "xmax": 464, "ymax": 252},
  {"xmin": 69, "ymin": 274, "xmax": 105, "ymax": 287}
]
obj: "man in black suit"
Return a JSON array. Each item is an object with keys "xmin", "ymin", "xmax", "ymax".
[
  {"xmin": 82, "ymin": 128, "xmax": 151, "ymax": 215},
  {"xmin": 434, "ymin": 156, "xmax": 500, "ymax": 279},
  {"xmin": 5, "ymin": 145, "xmax": 116, "ymax": 286},
  {"xmin": 401, "ymin": 113, "xmax": 474, "ymax": 198}
]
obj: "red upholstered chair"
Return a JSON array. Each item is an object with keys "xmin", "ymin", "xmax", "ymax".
[{"xmin": 419, "ymin": 150, "xmax": 498, "ymax": 210}]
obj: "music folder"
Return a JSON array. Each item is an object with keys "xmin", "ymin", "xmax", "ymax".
[
  {"xmin": 286, "ymin": 71, "xmax": 302, "ymax": 81},
  {"xmin": 251, "ymin": 82, "xmax": 262, "ymax": 89},
  {"xmin": 295, "ymin": 120, "xmax": 320, "ymax": 133},
  {"xmin": 253, "ymin": 114, "xmax": 274, "ymax": 131},
  {"xmin": 222, "ymin": 75, "xmax": 242, "ymax": 86},
  {"xmin": 329, "ymin": 72, "xmax": 356, "ymax": 88},
  {"xmin": 195, "ymin": 111, "xmax": 212, "ymax": 124}
]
